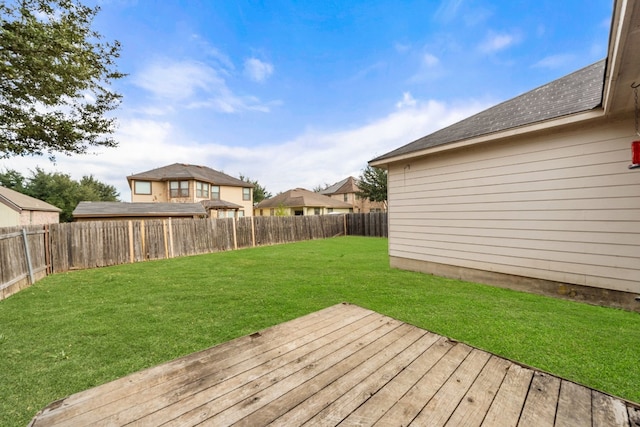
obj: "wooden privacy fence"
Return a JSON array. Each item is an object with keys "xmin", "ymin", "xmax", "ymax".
[
  {"xmin": 0, "ymin": 225, "xmax": 51, "ymax": 300},
  {"xmin": 0, "ymin": 213, "xmax": 387, "ymax": 300}
]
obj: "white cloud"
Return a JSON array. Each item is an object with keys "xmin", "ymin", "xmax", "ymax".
[
  {"xmin": 394, "ymin": 42, "xmax": 411, "ymax": 53},
  {"xmin": 132, "ymin": 60, "xmax": 224, "ymax": 100},
  {"xmin": 396, "ymin": 92, "xmax": 417, "ymax": 109},
  {"xmin": 408, "ymin": 51, "xmax": 443, "ymax": 83},
  {"xmin": 0, "ymin": 97, "xmax": 490, "ymax": 201},
  {"xmin": 533, "ymin": 53, "xmax": 576, "ymax": 69},
  {"xmin": 243, "ymin": 58, "xmax": 274, "ymax": 83},
  {"xmin": 132, "ymin": 58, "xmax": 276, "ymax": 113},
  {"xmin": 479, "ymin": 32, "xmax": 519, "ymax": 54},
  {"xmin": 434, "ymin": 0, "xmax": 464, "ymax": 23},
  {"xmin": 422, "ymin": 53, "xmax": 440, "ymax": 67}
]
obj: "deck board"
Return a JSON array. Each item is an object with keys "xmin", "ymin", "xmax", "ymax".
[{"xmin": 29, "ymin": 303, "xmax": 639, "ymax": 427}]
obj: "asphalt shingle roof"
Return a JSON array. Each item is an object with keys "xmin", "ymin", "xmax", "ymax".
[
  {"xmin": 0, "ymin": 186, "xmax": 61, "ymax": 212},
  {"xmin": 73, "ymin": 202, "xmax": 206, "ymax": 218},
  {"xmin": 320, "ymin": 177, "xmax": 360, "ymax": 195},
  {"xmin": 255, "ymin": 188, "xmax": 353, "ymax": 209},
  {"xmin": 127, "ymin": 163, "xmax": 252, "ymax": 188},
  {"xmin": 372, "ymin": 59, "xmax": 606, "ymax": 162}
]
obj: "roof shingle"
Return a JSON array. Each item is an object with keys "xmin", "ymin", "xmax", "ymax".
[
  {"xmin": 127, "ymin": 163, "xmax": 252, "ymax": 188},
  {"xmin": 373, "ymin": 59, "xmax": 606, "ymax": 162},
  {"xmin": 255, "ymin": 188, "xmax": 353, "ymax": 209},
  {"xmin": 0, "ymin": 186, "xmax": 61, "ymax": 212},
  {"xmin": 73, "ymin": 201, "xmax": 206, "ymax": 218}
]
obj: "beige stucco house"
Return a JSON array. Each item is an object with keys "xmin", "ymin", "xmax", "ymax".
[
  {"xmin": 320, "ymin": 176, "xmax": 386, "ymax": 213},
  {"xmin": 127, "ymin": 163, "xmax": 253, "ymax": 218},
  {"xmin": 0, "ymin": 186, "xmax": 61, "ymax": 227},
  {"xmin": 254, "ymin": 188, "xmax": 353, "ymax": 216},
  {"xmin": 370, "ymin": 0, "xmax": 640, "ymax": 310}
]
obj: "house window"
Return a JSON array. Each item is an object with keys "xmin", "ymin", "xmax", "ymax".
[
  {"xmin": 314, "ymin": 208, "xmax": 320, "ymax": 215},
  {"xmin": 328, "ymin": 208, "xmax": 333, "ymax": 213},
  {"xmin": 238, "ymin": 210, "xmax": 245, "ymax": 217},
  {"xmin": 211, "ymin": 185, "xmax": 220, "ymax": 200},
  {"xmin": 170, "ymin": 181, "xmax": 189, "ymax": 198},
  {"xmin": 134, "ymin": 181, "xmax": 151, "ymax": 195},
  {"xmin": 196, "ymin": 181, "xmax": 209, "ymax": 198},
  {"xmin": 343, "ymin": 194, "xmax": 348, "ymax": 202},
  {"xmin": 270, "ymin": 208, "xmax": 274, "ymax": 216},
  {"xmin": 243, "ymin": 188, "xmax": 251, "ymax": 201},
  {"xmin": 260, "ymin": 209, "xmax": 263, "ymax": 216}
]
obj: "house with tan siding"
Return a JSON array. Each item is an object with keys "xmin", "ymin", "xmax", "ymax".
[
  {"xmin": 0, "ymin": 186, "xmax": 61, "ymax": 227},
  {"xmin": 370, "ymin": 0, "xmax": 640, "ymax": 310},
  {"xmin": 320, "ymin": 177, "xmax": 386, "ymax": 213},
  {"xmin": 127, "ymin": 163, "xmax": 253, "ymax": 218},
  {"xmin": 254, "ymin": 188, "xmax": 353, "ymax": 216}
]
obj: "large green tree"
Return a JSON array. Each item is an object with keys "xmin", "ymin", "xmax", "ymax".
[
  {"xmin": 0, "ymin": 0, "xmax": 124, "ymax": 160},
  {"xmin": 357, "ymin": 165, "xmax": 388, "ymax": 210},
  {"xmin": 1, "ymin": 167, "xmax": 119, "ymax": 221}
]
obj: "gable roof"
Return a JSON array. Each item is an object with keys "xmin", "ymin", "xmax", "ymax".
[
  {"xmin": 255, "ymin": 188, "xmax": 353, "ymax": 209},
  {"xmin": 320, "ymin": 177, "xmax": 360, "ymax": 195},
  {"xmin": 127, "ymin": 163, "xmax": 252, "ymax": 188},
  {"xmin": 0, "ymin": 186, "xmax": 61, "ymax": 213},
  {"xmin": 73, "ymin": 201, "xmax": 206, "ymax": 219},
  {"xmin": 372, "ymin": 60, "xmax": 606, "ymax": 163}
]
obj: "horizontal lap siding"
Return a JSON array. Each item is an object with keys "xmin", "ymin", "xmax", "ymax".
[{"xmin": 388, "ymin": 119, "xmax": 640, "ymax": 293}]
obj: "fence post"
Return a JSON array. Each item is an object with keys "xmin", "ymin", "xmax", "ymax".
[
  {"xmin": 140, "ymin": 220, "xmax": 146, "ymax": 260},
  {"xmin": 44, "ymin": 224, "xmax": 51, "ymax": 274},
  {"xmin": 343, "ymin": 214, "xmax": 347, "ymax": 236},
  {"xmin": 21, "ymin": 228, "xmax": 35, "ymax": 285},
  {"xmin": 232, "ymin": 217, "xmax": 238, "ymax": 250},
  {"xmin": 162, "ymin": 219, "xmax": 169, "ymax": 259},
  {"xmin": 128, "ymin": 220, "xmax": 134, "ymax": 263},
  {"xmin": 168, "ymin": 218, "xmax": 174, "ymax": 258},
  {"xmin": 251, "ymin": 216, "xmax": 256, "ymax": 247}
]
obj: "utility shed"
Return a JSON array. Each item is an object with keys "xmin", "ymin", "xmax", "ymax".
[
  {"xmin": 370, "ymin": 0, "xmax": 640, "ymax": 310},
  {"xmin": 0, "ymin": 186, "xmax": 61, "ymax": 227}
]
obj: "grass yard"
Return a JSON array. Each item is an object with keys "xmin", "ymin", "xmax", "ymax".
[{"xmin": 1, "ymin": 236, "xmax": 639, "ymax": 426}]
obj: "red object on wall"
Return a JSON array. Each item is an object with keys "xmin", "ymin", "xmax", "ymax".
[{"xmin": 633, "ymin": 140, "xmax": 640, "ymax": 165}]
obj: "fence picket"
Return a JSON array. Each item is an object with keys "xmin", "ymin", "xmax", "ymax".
[{"xmin": 0, "ymin": 213, "xmax": 386, "ymax": 301}]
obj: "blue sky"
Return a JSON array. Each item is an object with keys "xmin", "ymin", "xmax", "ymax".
[{"xmin": 1, "ymin": 0, "xmax": 613, "ymax": 199}]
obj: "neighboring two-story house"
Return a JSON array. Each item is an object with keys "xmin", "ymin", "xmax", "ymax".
[
  {"xmin": 320, "ymin": 176, "xmax": 386, "ymax": 213},
  {"xmin": 127, "ymin": 163, "xmax": 253, "ymax": 218}
]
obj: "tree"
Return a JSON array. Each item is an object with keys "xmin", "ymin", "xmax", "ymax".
[
  {"xmin": 357, "ymin": 165, "xmax": 388, "ymax": 210},
  {"xmin": 0, "ymin": 167, "xmax": 26, "ymax": 191},
  {"xmin": 239, "ymin": 174, "xmax": 272, "ymax": 204},
  {"xmin": 0, "ymin": 0, "xmax": 124, "ymax": 160},
  {"xmin": 312, "ymin": 183, "xmax": 330, "ymax": 193},
  {"xmin": 80, "ymin": 175, "xmax": 119, "ymax": 201},
  {"xmin": 2, "ymin": 167, "xmax": 119, "ymax": 221}
]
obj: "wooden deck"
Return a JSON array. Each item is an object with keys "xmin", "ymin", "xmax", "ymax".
[{"xmin": 30, "ymin": 303, "xmax": 640, "ymax": 426}]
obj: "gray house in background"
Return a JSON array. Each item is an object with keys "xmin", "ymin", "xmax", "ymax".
[
  {"xmin": 73, "ymin": 201, "xmax": 206, "ymax": 221},
  {"xmin": 370, "ymin": 0, "xmax": 640, "ymax": 310}
]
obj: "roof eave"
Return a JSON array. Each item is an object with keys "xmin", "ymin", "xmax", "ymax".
[{"xmin": 370, "ymin": 109, "xmax": 605, "ymax": 167}]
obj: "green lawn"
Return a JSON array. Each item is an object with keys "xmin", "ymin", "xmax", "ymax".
[{"xmin": 1, "ymin": 236, "xmax": 638, "ymax": 426}]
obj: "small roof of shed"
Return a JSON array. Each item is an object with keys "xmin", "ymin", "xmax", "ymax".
[
  {"xmin": 255, "ymin": 188, "xmax": 353, "ymax": 209},
  {"xmin": 127, "ymin": 163, "xmax": 252, "ymax": 188},
  {"xmin": 73, "ymin": 201, "xmax": 206, "ymax": 218},
  {"xmin": 372, "ymin": 59, "xmax": 606, "ymax": 163},
  {"xmin": 0, "ymin": 186, "xmax": 61, "ymax": 213}
]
